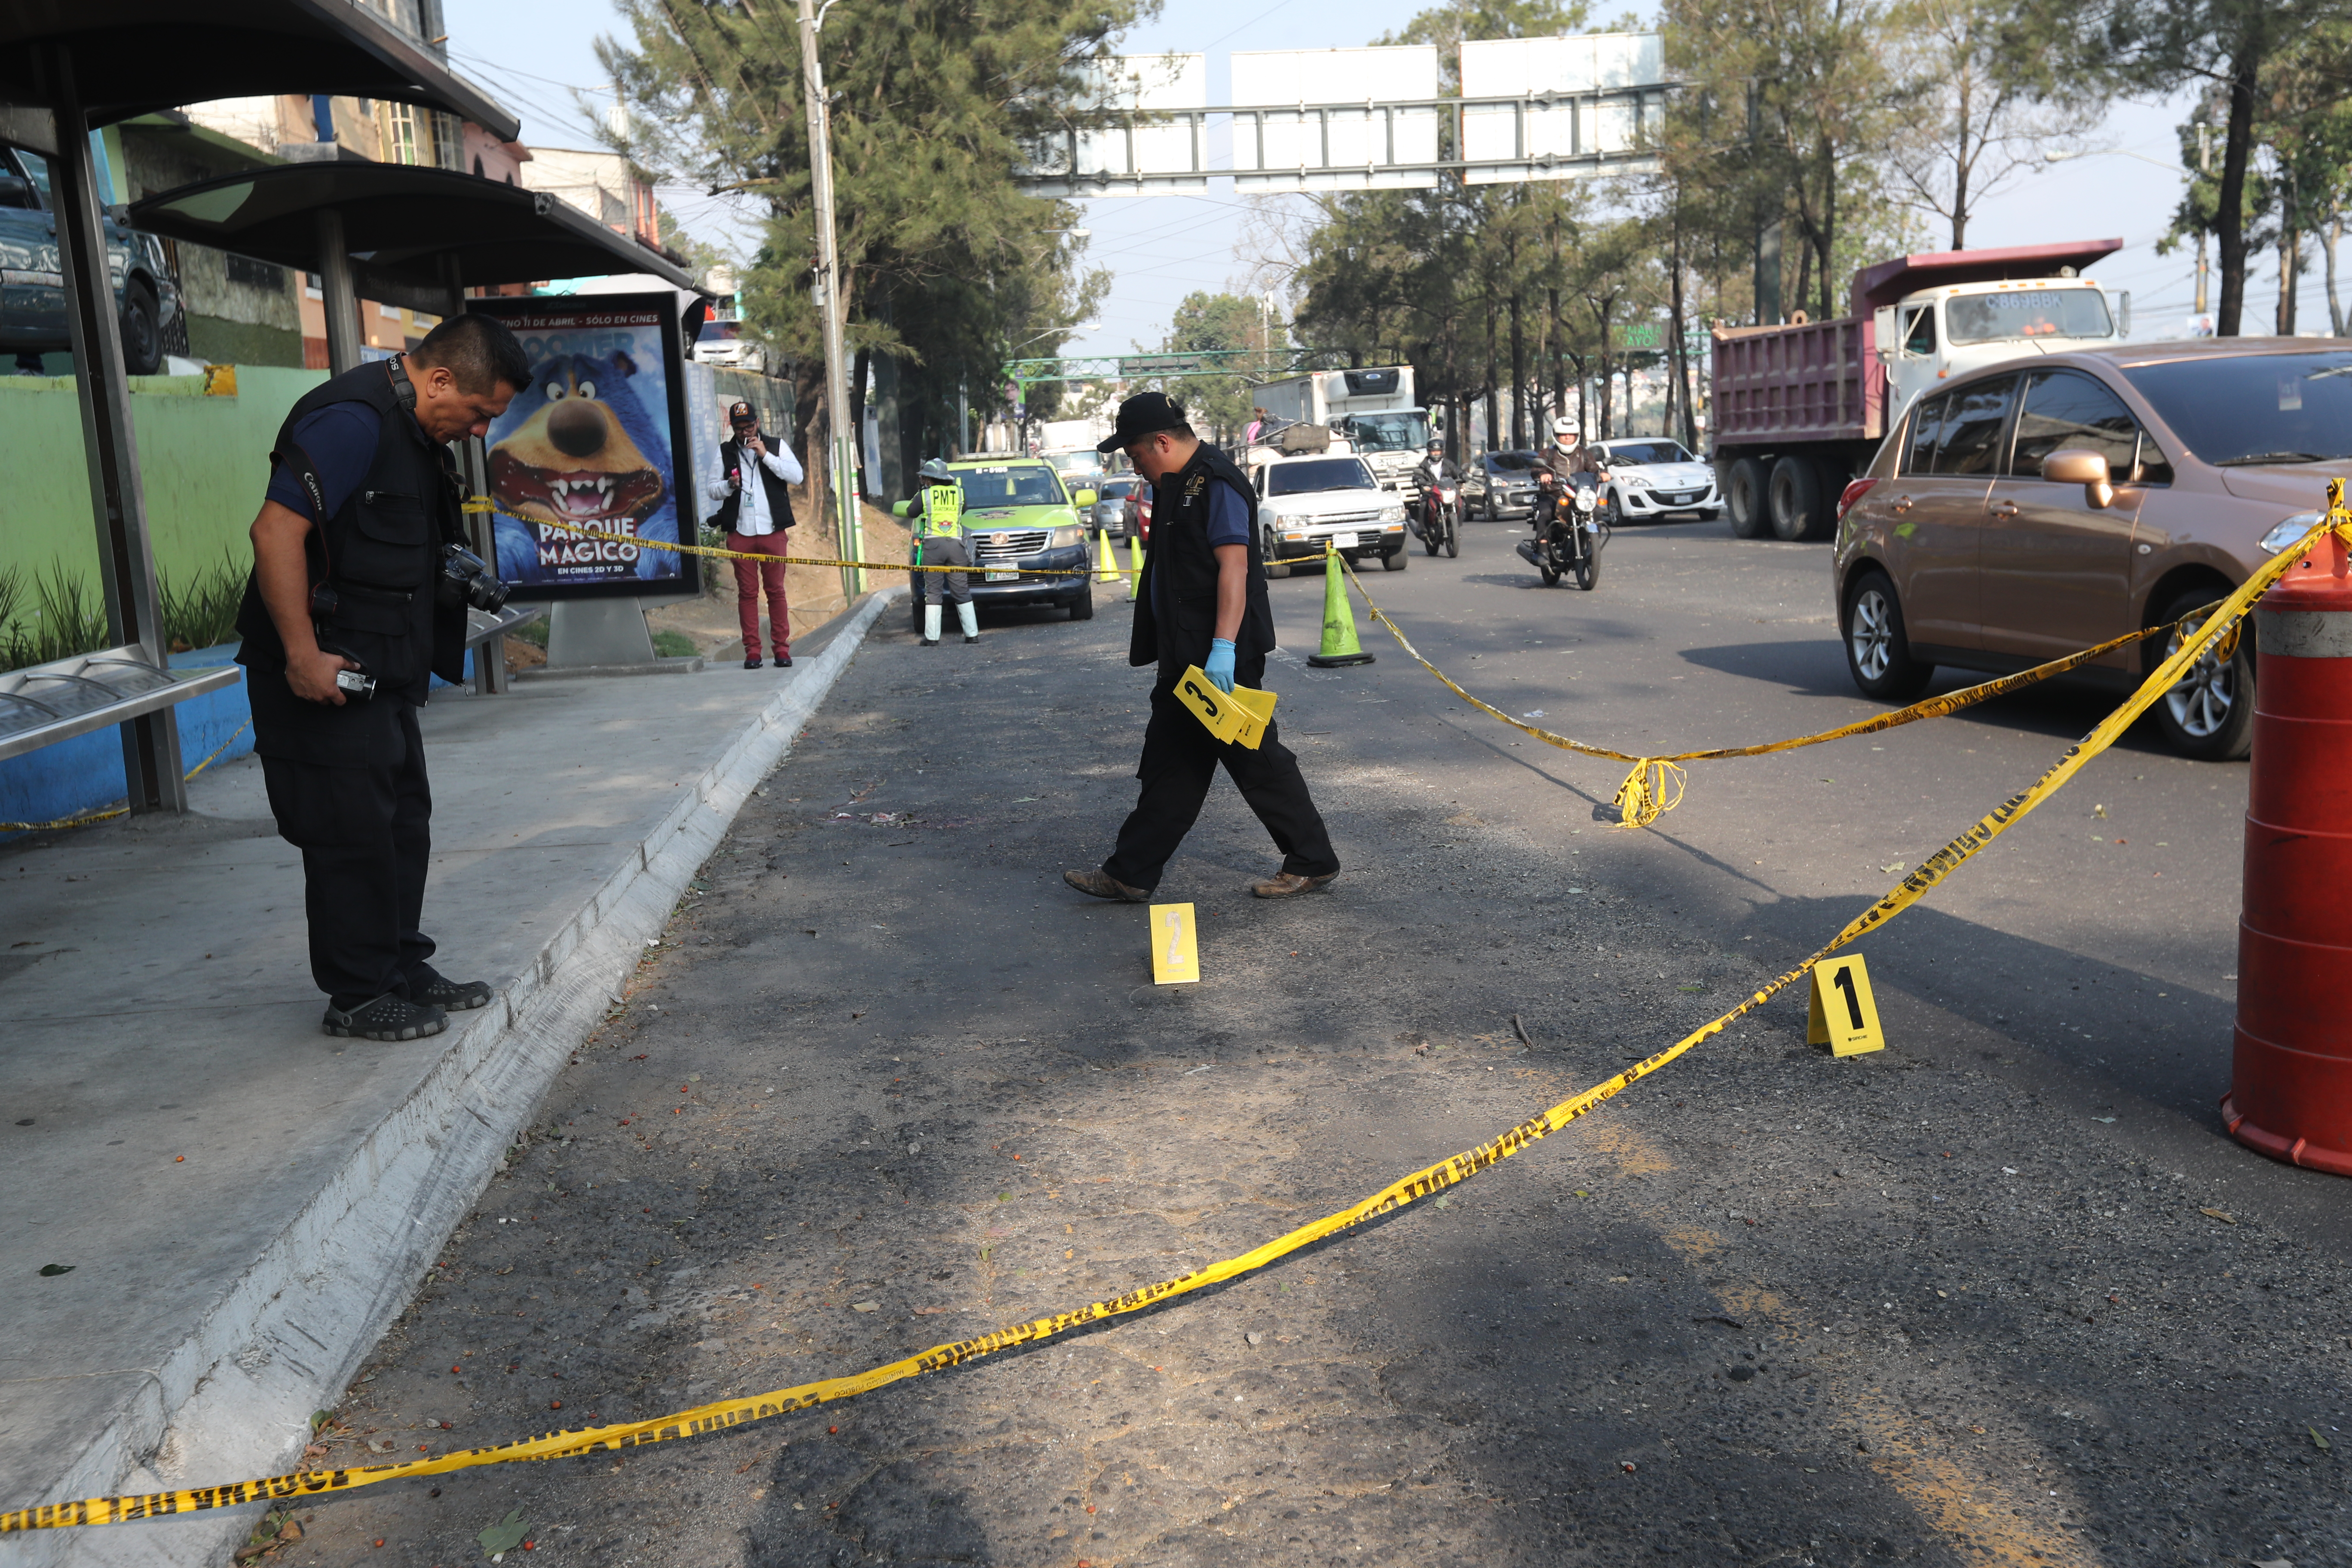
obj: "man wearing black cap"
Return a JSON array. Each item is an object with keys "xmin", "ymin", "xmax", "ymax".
[
  {"xmin": 704, "ymin": 401, "xmax": 804, "ymax": 669},
  {"xmin": 1064, "ymin": 392, "xmax": 1340, "ymax": 902}
]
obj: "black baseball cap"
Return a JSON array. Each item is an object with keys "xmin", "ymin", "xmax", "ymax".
[
  {"xmin": 1098, "ymin": 391, "xmax": 1188, "ymax": 454},
  {"xmin": 728, "ymin": 400, "xmax": 758, "ymax": 428}
]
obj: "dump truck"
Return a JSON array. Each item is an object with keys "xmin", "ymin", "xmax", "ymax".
[{"xmin": 1709, "ymin": 239, "xmax": 2131, "ymax": 541}]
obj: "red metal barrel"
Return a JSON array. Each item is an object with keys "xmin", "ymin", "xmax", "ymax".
[{"xmin": 2223, "ymin": 528, "xmax": 2352, "ymax": 1175}]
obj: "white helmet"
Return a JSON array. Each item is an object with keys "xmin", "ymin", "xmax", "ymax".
[{"xmin": 1551, "ymin": 416, "xmax": 1579, "ymax": 440}]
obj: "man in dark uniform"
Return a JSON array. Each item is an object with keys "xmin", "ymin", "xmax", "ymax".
[
  {"xmin": 235, "ymin": 314, "xmax": 531, "ymax": 1042},
  {"xmin": 1064, "ymin": 392, "xmax": 1340, "ymax": 903}
]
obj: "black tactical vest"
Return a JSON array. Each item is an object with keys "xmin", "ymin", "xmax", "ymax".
[
  {"xmin": 236, "ymin": 358, "xmax": 466, "ymax": 762},
  {"xmin": 1129, "ymin": 442, "xmax": 1275, "ymax": 669}
]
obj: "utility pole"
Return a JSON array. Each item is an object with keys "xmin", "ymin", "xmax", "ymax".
[
  {"xmin": 2195, "ymin": 122, "xmax": 2211, "ymax": 320},
  {"xmin": 796, "ymin": 0, "xmax": 862, "ymax": 597}
]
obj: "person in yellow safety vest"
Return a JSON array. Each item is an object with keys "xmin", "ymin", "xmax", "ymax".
[{"xmin": 899, "ymin": 458, "xmax": 978, "ymax": 646}]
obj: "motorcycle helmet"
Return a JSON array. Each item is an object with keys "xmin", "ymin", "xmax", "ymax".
[
  {"xmin": 1550, "ymin": 416, "xmax": 1579, "ymax": 441},
  {"xmin": 919, "ymin": 458, "xmax": 953, "ymax": 483}
]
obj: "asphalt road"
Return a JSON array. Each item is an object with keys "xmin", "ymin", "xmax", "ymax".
[{"xmin": 274, "ymin": 517, "xmax": 2349, "ymax": 1568}]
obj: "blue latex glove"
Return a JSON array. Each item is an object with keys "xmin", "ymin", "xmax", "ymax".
[{"xmin": 1204, "ymin": 638, "xmax": 1237, "ymax": 693}]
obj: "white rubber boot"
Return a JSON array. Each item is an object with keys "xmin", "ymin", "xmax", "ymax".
[
  {"xmin": 922, "ymin": 603, "xmax": 942, "ymax": 645},
  {"xmin": 956, "ymin": 601, "xmax": 979, "ymax": 644}
]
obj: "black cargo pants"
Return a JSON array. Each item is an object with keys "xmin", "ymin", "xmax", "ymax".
[
  {"xmin": 259, "ymin": 703, "xmax": 437, "ymax": 1010},
  {"xmin": 1102, "ymin": 649, "xmax": 1338, "ymax": 895}
]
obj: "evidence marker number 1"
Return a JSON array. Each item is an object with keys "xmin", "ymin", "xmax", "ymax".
[
  {"xmin": 1151, "ymin": 902, "xmax": 1200, "ymax": 985},
  {"xmin": 1807, "ymin": 953, "xmax": 1886, "ymax": 1057}
]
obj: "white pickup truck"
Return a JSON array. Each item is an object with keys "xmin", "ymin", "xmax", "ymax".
[{"xmin": 1245, "ymin": 452, "xmax": 1409, "ymax": 576}]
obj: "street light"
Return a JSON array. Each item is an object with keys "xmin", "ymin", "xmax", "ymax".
[
  {"xmin": 1011, "ymin": 321, "xmax": 1101, "ymax": 352},
  {"xmin": 2043, "ymin": 147, "xmax": 2182, "ymax": 174},
  {"xmin": 2045, "ymin": 147, "xmax": 2207, "ymax": 316}
]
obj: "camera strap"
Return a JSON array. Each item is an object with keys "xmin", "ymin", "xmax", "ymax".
[{"xmin": 270, "ymin": 438, "xmax": 336, "ymax": 602}]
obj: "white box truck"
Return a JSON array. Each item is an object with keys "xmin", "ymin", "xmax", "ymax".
[{"xmin": 1255, "ymin": 367, "xmax": 1431, "ymax": 492}]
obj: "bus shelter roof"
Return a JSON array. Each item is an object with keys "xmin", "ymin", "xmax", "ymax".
[
  {"xmin": 0, "ymin": 0, "xmax": 518, "ymax": 139},
  {"xmin": 129, "ymin": 162, "xmax": 697, "ymax": 310}
]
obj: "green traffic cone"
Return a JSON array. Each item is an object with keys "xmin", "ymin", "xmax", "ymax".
[
  {"xmin": 1127, "ymin": 534, "xmax": 1143, "ymax": 601},
  {"xmin": 1306, "ymin": 548, "xmax": 1375, "ymax": 668}
]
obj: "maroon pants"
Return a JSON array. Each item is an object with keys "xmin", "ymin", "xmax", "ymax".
[{"xmin": 727, "ymin": 530, "xmax": 790, "ymax": 658}]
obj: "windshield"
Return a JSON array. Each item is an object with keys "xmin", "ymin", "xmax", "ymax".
[
  {"xmin": 1266, "ymin": 458, "xmax": 1378, "ymax": 496},
  {"xmin": 1040, "ymin": 451, "xmax": 1098, "ymax": 476},
  {"xmin": 1485, "ymin": 450, "xmax": 1542, "ymax": 472},
  {"xmin": 1945, "ymin": 288, "xmax": 2113, "ymax": 346},
  {"xmin": 2121, "ymin": 351, "xmax": 2352, "ymax": 467},
  {"xmin": 953, "ymin": 465, "xmax": 1069, "ymax": 507},
  {"xmin": 1602, "ymin": 440, "xmax": 1695, "ymax": 465},
  {"xmin": 1342, "ymin": 412, "xmax": 1431, "ymax": 453},
  {"xmin": 1099, "ymin": 478, "xmax": 1139, "ymax": 499}
]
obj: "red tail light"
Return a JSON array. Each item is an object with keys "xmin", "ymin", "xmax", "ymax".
[
  {"xmin": 1138, "ymin": 496, "xmax": 1153, "ymax": 545},
  {"xmin": 1836, "ymin": 477, "xmax": 1878, "ymax": 521}
]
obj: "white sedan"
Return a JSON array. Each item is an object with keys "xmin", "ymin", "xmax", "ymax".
[{"xmin": 1593, "ymin": 438, "xmax": 1721, "ymax": 523}]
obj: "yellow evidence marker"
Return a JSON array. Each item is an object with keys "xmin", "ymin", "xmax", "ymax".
[
  {"xmin": 1173, "ymin": 666, "xmax": 1277, "ymax": 749},
  {"xmin": 1807, "ymin": 953, "xmax": 1886, "ymax": 1057},
  {"xmin": 1150, "ymin": 902, "xmax": 1200, "ymax": 985}
]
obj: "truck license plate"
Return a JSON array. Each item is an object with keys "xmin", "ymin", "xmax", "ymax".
[
  {"xmin": 1328, "ymin": 532, "xmax": 1357, "ymax": 549},
  {"xmin": 985, "ymin": 570, "xmax": 1018, "ymax": 582}
]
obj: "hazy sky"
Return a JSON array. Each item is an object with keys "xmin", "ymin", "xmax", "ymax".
[{"xmin": 447, "ymin": 0, "xmax": 2294, "ymax": 363}]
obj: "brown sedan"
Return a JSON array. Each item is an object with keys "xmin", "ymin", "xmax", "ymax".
[{"xmin": 1832, "ymin": 338, "xmax": 2352, "ymax": 759}]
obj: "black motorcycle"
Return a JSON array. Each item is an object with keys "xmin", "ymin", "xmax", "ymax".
[
  {"xmin": 1407, "ymin": 476, "xmax": 1461, "ymax": 558},
  {"xmin": 1514, "ymin": 469, "xmax": 1606, "ymax": 590}
]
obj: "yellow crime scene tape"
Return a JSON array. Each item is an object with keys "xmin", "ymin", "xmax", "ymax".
[
  {"xmin": 459, "ymin": 499, "xmax": 1096, "ymax": 582},
  {"xmin": 1334, "ymin": 552, "xmax": 2236, "ymax": 828},
  {"xmin": 0, "ymin": 720, "xmax": 250, "ymax": 836},
  {"xmin": 8, "ymin": 502, "xmax": 2344, "ymax": 1536}
]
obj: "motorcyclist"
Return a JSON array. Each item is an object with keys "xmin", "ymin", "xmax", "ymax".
[
  {"xmin": 1409, "ymin": 440, "xmax": 1458, "ymax": 534},
  {"xmin": 1537, "ymin": 416, "xmax": 1609, "ymax": 531}
]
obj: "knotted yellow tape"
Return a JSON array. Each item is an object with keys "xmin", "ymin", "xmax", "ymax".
[{"xmin": 1610, "ymin": 758, "xmax": 1687, "ymax": 829}]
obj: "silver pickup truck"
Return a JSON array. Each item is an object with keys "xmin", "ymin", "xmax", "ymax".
[{"xmin": 1246, "ymin": 452, "xmax": 1409, "ymax": 577}]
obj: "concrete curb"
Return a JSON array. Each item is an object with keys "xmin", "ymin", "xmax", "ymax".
[{"xmin": 33, "ymin": 588, "xmax": 902, "ymax": 1568}]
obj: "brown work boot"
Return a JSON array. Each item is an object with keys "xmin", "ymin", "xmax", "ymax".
[
  {"xmin": 1064, "ymin": 867, "xmax": 1149, "ymax": 903},
  {"xmin": 1250, "ymin": 871, "xmax": 1339, "ymax": 899}
]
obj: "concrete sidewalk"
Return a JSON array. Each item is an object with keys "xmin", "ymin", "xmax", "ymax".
[{"xmin": 0, "ymin": 588, "xmax": 897, "ymax": 1568}]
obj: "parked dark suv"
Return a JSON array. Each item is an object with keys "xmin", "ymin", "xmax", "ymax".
[{"xmin": 2, "ymin": 143, "xmax": 182, "ymax": 374}]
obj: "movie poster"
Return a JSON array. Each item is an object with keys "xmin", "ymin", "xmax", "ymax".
[{"xmin": 467, "ymin": 294, "xmax": 701, "ymax": 598}]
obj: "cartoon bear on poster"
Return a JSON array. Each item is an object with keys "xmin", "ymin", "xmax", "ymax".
[{"xmin": 488, "ymin": 348, "xmax": 680, "ymax": 585}]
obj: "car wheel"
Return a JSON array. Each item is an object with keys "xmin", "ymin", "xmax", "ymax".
[
  {"xmin": 2149, "ymin": 588, "xmax": 2254, "ymax": 760},
  {"xmin": 1262, "ymin": 527, "xmax": 1290, "ymax": 579},
  {"xmin": 120, "ymin": 282, "xmax": 162, "ymax": 376},
  {"xmin": 1843, "ymin": 568, "xmax": 1934, "ymax": 701},
  {"xmin": 911, "ymin": 595, "xmax": 926, "ymax": 633},
  {"xmin": 1382, "ymin": 548, "xmax": 1407, "ymax": 572},
  {"xmin": 1725, "ymin": 459, "xmax": 1768, "ymax": 538},
  {"xmin": 1068, "ymin": 585, "xmax": 1095, "ymax": 622}
]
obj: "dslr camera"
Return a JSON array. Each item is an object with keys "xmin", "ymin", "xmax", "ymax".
[{"xmin": 436, "ymin": 544, "xmax": 511, "ymax": 613}]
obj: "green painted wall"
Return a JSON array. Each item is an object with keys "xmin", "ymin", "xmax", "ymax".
[{"xmin": 0, "ymin": 365, "xmax": 326, "ymax": 590}]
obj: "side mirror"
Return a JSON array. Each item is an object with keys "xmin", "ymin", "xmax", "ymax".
[
  {"xmin": 2041, "ymin": 448, "xmax": 2114, "ymax": 509},
  {"xmin": 1072, "ymin": 489, "xmax": 1097, "ymax": 507},
  {"xmin": 0, "ymin": 174, "xmax": 28, "ymax": 205},
  {"xmin": 891, "ymin": 499, "xmax": 913, "ymax": 518}
]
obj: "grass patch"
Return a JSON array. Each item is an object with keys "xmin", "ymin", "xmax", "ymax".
[{"xmin": 651, "ymin": 629, "xmax": 698, "ymax": 658}]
